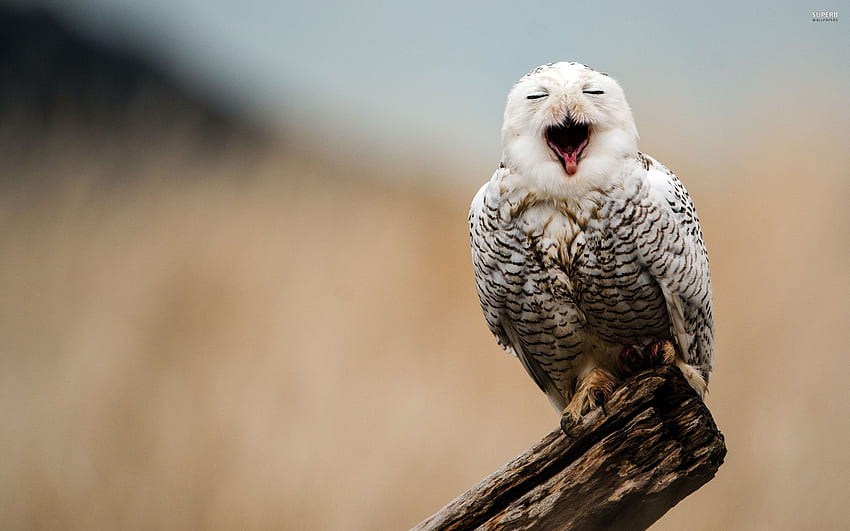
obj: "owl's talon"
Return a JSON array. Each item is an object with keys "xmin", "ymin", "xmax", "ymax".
[
  {"xmin": 620, "ymin": 345, "xmax": 644, "ymax": 374},
  {"xmin": 560, "ymin": 415, "xmax": 576, "ymax": 438},
  {"xmin": 648, "ymin": 340, "xmax": 676, "ymax": 366},
  {"xmin": 559, "ymin": 367, "xmax": 619, "ymax": 433},
  {"xmin": 592, "ymin": 389, "xmax": 608, "ymax": 415},
  {"xmin": 620, "ymin": 340, "xmax": 677, "ymax": 375}
]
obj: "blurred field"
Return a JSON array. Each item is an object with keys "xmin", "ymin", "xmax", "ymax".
[{"xmin": 0, "ymin": 111, "xmax": 848, "ymax": 530}]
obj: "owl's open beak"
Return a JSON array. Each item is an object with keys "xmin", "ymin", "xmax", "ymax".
[{"xmin": 545, "ymin": 117, "xmax": 589, "ymax": 176}]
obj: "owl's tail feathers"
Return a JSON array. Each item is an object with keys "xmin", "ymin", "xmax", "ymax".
[
  {"xmin": 676, "ymin": 361, "xmax": 708, "ymax": 398},
  {"xmin": 665, "ymin": 340, "xmax": 709, "ymax": 398},
  {"xmin": 661, "ymin": 341, "xmax": 708, "ymax": 398}
]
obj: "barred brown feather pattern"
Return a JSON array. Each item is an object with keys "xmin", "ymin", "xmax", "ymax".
[{"xmin": 470, "ymin": 154, "xmax": 713, "ymax": 410}]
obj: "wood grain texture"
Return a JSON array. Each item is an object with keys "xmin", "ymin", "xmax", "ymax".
[{"xmin": 413, "ymin": 366, "xmax": 726, "ymax": 531}]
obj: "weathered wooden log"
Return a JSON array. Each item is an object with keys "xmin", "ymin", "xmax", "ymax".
[{"xmin": 413, "ymin": 365, "xmax": 726, "ymax": 531}]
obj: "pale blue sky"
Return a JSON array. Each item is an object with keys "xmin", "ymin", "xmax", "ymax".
[{"xmin": 13, "ymin": 1, "xmax": 850, "ymax": 172}]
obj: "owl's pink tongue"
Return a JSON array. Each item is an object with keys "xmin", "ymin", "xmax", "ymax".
[
  {"xmin": 549, "ymin": 137, "xmax": 587, "ymax": 176},
  {"xmin": 563, "ymin": 151, "xmax": 579, "ymax": 175}
]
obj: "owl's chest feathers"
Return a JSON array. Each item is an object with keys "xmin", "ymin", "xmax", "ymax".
[
  {"xmin": 487, "ymin": 187, "xmax": 670, "ymax": 346},
  {"xmin": 506, "ymin": 197, "xmax": 607, "ymax": 292}
]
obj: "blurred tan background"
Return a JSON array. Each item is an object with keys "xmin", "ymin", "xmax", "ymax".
[{"xmin": 1, "ymin": 2, "xmax": 848, "ymax": 530}]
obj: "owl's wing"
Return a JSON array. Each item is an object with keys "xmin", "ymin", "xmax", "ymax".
[
  {"xmin": 469, "ymin": 177, "xmax": 567, "ymax": 411},
  {"xmin": 637, "ymin": 156, "xmax": 714, "ymax": 381},
  {"xmin": 501, "ymin": 319, "xmax": 567, "ymax": 411}
]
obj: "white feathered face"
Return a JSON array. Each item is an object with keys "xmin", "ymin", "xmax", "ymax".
[{"xmin": 501, "ymin": 62, "xmax": 638, "ymax": 184}]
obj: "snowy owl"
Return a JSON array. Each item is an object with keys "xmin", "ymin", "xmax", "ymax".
[{"xmin": 469, "ymin": 62, "xmax": 713, "ymax": 431}]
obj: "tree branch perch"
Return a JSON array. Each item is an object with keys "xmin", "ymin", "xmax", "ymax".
[{"xmin": 413, "ymin": 366, "xmax": 726, "ymax": 531}]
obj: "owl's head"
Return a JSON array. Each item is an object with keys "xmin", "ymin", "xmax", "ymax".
[{"xmin": 501, "ymin": 62, "xmax": 638, "ymax": 195}]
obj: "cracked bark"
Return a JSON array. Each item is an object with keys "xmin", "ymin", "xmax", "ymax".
[{"xmin": 412, "ymin": 366, "xmax": 726, "ymax": 531}]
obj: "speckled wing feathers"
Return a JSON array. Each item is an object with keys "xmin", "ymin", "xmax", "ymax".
[{"xmin": 637, "ymin": 155, "xmax": 714, "ymax": 375}]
